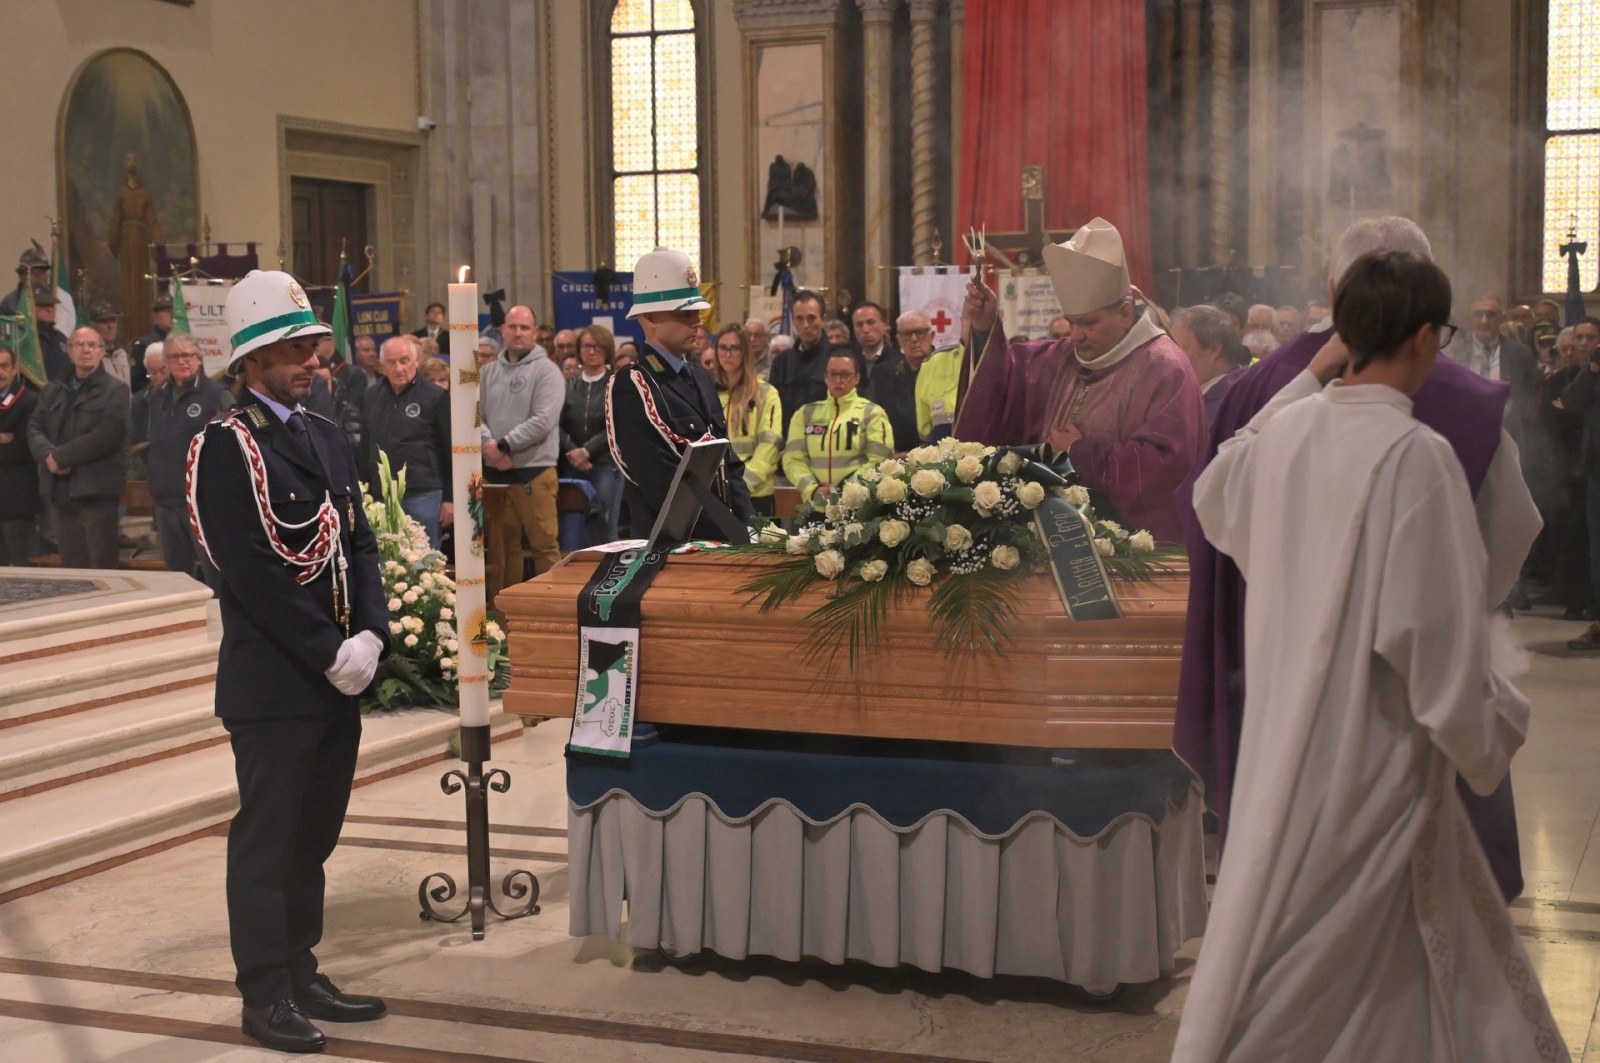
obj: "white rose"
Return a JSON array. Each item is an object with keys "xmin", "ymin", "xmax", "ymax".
[
  {"xmin": 910, "ymin": 468, "xmax": 946, "ymax": 498},
  {"xmin": 878, "ymin": 458, "xmax": 906, "ymax": 478},
  {"xmin": 1129, "ymin": 530, "xmax": 1156, "ymax": 554},
  {"xmin": 440, "ymin": 607, "xmax": 453, "ymax": 620},
  {"xmin": 955, "ymin": 455, "xmax": 984, "ymax": 483},
  {"xmin": 879, "ymin": 520, "xmax": 911, "ymax": 547},
  {"xmin": 860, "ymin": 559, "xmax": 889, "ymax": 582},
  {"xmin": 840, "ymin": 481, "xmax": 871, "ymax": 509},
  {"xmin": 402, "ymin": 589, "xmax": 419, "ymax": 604},
  {"xmin": 997, "ymin": 451, "xmax": 1024, "ymax": 475},
  {"xmin": 860, "ymin": 467, "xmax": 882, "ymax": 483},
  {"xmin": 1064, "ymin": 484, "xmax": 1091, "ymax": 507},
  {"xmin": 388, "ymin": 597, "xmax": 403, "ymax": 612},
  {"xmin": 815, "ymin": 549, "xmax": 846, "ymax": 579},
  {"xmin": 906, "ymin": 558, "xmax": 936, "ymax": 586},
  {"xmin": 758, "ymin": 524, "xmax": 790, "ymax": 545},
  {"xmin": 875, "ymin": 477, "xmax": 908, "ymax": 504},
  {"xmin": 389, "ymin": 621, "xmax": 403, "ymax": 635},
  {"xmin": 1095, "ymin": 537, "xmax": 1115, "ymax": 557},
  {"xmin": 844, "ymin": 521, "xmax": 865, "ymax": 544},
  {"xmin": 907, "ymin": 445, "xmax": 939, "ymax": 465},
  {"xmin": 991, "ymin": 545, "xmax": 1021, "ymax": 571},
  {"xmin": 393, "ymin": 581, "xmax": 408, "ymax": 594},
  {"xmin": 447, "ymin": 639, "xmax": 459, "ymax": 652},
  {"xmin": 404, "ymin": 616, "xmax": 424, "ymax": 633},
  {"xmin": 440, "ymin": 656, "xmax": 454, "ymax": 670},
  {"xmin": 819, "ymin": 528, "xmax": 841, "ymax": 547},
  {"xmin": 786, "ymin": 533, "xmax": 811, "ymax": 555},
  {"xmin": 938, "ymin": 437, "xmax": 960, "ymax": 458},
  {"xmin": 1016, "ymin": 481, "xmax": 1046, "ymax": 509},
  {"xmin": 944, "ymin": 524, "xmax": 973, "ymax": 551},
  {"xmin": 1099, "ymin": 520, "xmax": 1124, "ymax": 537},
  {"xmin": 972, "ymin": 480, "xmax": 1003, "ymax": 513},
  {"xmin": 824, "ymin": 502, "xmax": 842, "ymax": 522},
  {"xmin": 957, "ymin": 441, "xmax": 991, "ymax": 458},
  {"xmin": 487, "ymin": 622, "xmax": 505, "ymax": 640},
  {"xmin": 404, "ymin": 634, "xmax": 419, "ymax": 648}
]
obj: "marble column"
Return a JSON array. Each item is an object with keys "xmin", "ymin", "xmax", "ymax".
[
  {"xmin": 1210, "ymin": 0, "xmax": 1237, "ymax": 267},
  {"xmin": 1247, "ymin": 0, "xmax": 1279, "ymax": 269},
  {"xmin": 909, "ymin": 0, "xmax": 939, "ymax": 265},
  {"xmin": 859, "ymin": 0, "xmax": 897, "ymax": 304},
  {"xmin": 1178, "ymin": 0, "xmax": 1204, "ymax": 269}
]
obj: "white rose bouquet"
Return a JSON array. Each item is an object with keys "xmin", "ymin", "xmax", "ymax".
[
  {"xmin": 736, "ymin": 439, "xmax": 1172, "ymax": 666},
  {"xmin": 363, "ymin": 450, "xmax": 510, "ymax": 710}
]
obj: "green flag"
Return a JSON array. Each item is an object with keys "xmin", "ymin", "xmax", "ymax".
[
  {"xmin": 332, "ymin": 277, "xmax": 350, "ymax": 363},
  {"xmin": 11, "ymin": 282, "xmax": 47, "ymax": 388},
  {"xmin": 52, "ymin": 232, "xmax": 70, "ymax": 298},
  {"xmin": 171, "ymin": 278, "xmax": 191, "ymax": 334}
]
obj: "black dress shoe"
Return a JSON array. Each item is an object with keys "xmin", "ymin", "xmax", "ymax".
[
  {"xmin": 294, "ymin": 974, "xmax": 388, "ymax": 1022},
  {"xmin": 242, "ymin": 999, "xmax": 326, "ymax": 1053}
]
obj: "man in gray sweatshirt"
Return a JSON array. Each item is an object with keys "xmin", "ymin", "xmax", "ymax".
[{"xmin": 480, "ymin": 305, "xmax": 565, "ymax": 581}]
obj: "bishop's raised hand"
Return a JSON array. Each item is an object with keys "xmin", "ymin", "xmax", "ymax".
[{"xmin": 963, "ymin": 271, "xmax": 999, "ymax": 335}]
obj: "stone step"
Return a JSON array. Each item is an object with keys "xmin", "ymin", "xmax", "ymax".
[
  {"xmin": 0, "ymin": 639, "xmax": 218, "ymax": 724},
  {"xmin": 0, "ymin": 687, "xmax": 223, "ymax": 798},
  {"xmin": 0, "ymin": 707, "xmax": 523, "ymax": 897},
  {"xmin": 0, "ymin": 569, "xmax": 212, "ymax": 663}
]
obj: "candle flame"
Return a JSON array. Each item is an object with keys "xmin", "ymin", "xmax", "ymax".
[{"xmin": 458, "ymin": 265, "xmax": 471, "ymax": 283}]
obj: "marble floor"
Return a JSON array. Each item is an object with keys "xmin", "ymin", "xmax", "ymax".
[{"xmin": 0, "ymin": 611, "xmax": 1595, "ymax": 1062}]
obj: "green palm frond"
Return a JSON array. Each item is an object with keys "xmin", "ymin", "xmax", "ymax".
[
  {"xmin": 802, "ymin": 576, "xmax": 902, "ymax": 670},
  {"xmin": 926, "ymin": 568, "xmax": 1022, "ymax": 657},
  {"xmin": 737, "ymin": 557, "xmax": 823, "ymax": 611}
]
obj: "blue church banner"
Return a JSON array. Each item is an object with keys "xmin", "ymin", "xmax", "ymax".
[{"xmin": 552, "ymin": 271, "xmax": 644, "ymax": 348}]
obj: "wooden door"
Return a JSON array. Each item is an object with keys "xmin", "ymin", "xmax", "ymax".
[{"xmin": 289, "ymin": 177, "xmax": 372, "ymax": 292}]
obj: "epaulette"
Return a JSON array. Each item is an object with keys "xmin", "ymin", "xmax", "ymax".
[
  {"xmin": 238, "ymin": 404, "xmax": 270, "ymax": 428},
  {"xmin": 644, "ymin": 352, "xmax": 667, "ymax": 374}
]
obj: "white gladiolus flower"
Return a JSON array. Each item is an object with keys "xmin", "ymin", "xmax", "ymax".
[
  {"xmin": 997, "ymin": 451, "xmax": 1024, "ymax": 475},
  {"xmin": 1129, "ymin": 530, "xmax": 1156, "ymax": 554},
  {"xmin": 955, "ymin": 455, "xmax": 984, "ymax": 483},
  {"xmin": 910, "ymin": 469, "xmax": 946, "ymax": 497},
  {"xmin": 972, "ymin": 480, "xmax": 1003, "ymax": 513},
  {"xmin": 875, "ymin": 477, "xmax": 908, "ymax": 503},
  {"xmin": 991, "ymin": 545, "xmax": 1021, "ymax": 570},
  {"xmin": 388, "ymin": 597, "xmax": 403, "ymax": 612},
  {"xmin": 1095, "ymin": 538, "xmax": 1115, "ymax": 557},
  {"xmin": 404, "ymin": 634, "xmax": 419, "ymax": 648},
  {"xmin": 815, "ymin": 549, "xmax": 846, "ymax": 579},
  {"xmin": 840, "ymin": 481, "xmax": 871, "ymax": 509},
  {"xmin": 1017, "ymin": 481, "xmax": 1046, "ymax": 509},
  {"xmin": 878, "ymin": 458, "xmax": 906, "ymax": 477},
  {"xmin": 906, "ymin": 558, "xmax": 935, "ymax": 586},
  {"xmin": 860, "ymin": 559, "xmax": 888, "ymax": 582},
  {"xmin": 1064, "ymin": 484, "xmax": 1091, "ymax": 507},
  {"xmin": 878, "ymin": 520, "xmax": 911, "ymax": 547},
  {"xmin": 786, "ymin": 533, "xmax": 811, "ymax": 555},
  {"xmin": 389, "ymin": 621, "xmax": 403, "ymax": 635},
  {"xmin": 944, "ymin": 524, "xmax": 973, "ymax": 551}
]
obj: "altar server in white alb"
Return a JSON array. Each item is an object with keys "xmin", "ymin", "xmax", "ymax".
[{"xmin": 1175, "ymin": 251, "xmax": 1566, "ymax": 1062}]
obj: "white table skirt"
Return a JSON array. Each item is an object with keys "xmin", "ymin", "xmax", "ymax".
[{"xmin": 568, "ymin": 788, "xmax": 1208, "ymax": 988}]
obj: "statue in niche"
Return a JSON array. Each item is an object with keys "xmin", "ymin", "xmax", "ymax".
[
  {"xmin": 105, "ymin": 152, "xmax": 163, "ymax": 332},
  {"xmin": 762, "ymin": 155, "xmax": 819, "ymax": 222},
  {"xmin": 1326, "ymin": 122, "xmax": 1392, "ymax": 209}
]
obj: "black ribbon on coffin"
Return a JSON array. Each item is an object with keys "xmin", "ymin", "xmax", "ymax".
[
  {"xmin": 568, "ymin": 549, "xmax": 670, "ymax": 758},
  {"xmin": 987, "ymin": 445, "xmax": 1124, "ymax": 623}
]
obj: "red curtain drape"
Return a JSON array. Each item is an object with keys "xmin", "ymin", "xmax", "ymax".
[{"xmin": 957, "ymin": 0, "xmax": 1153, "ymax": 295}]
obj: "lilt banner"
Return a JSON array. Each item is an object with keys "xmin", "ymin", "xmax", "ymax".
[
  {"xmin": 177, "ymin": 280, "xmax": 236, "ymax": 380},
  {"xmin": 896, "ymin": 266, "xmax": 973, "ymax": 349}
]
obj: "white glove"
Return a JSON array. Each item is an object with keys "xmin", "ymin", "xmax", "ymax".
[{"xmin": 324, "ymin": 630, "xmax": 384, "ymax": 695}]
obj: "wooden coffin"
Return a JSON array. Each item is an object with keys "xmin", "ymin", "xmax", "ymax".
[{"xmin": 498, "ymin": 551, "xmax": 1189, "ymax": 749}]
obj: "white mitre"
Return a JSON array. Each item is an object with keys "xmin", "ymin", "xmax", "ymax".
[{"xmin": 1040, "ymin": 217, "xmax": 1131, "ymax": 316}]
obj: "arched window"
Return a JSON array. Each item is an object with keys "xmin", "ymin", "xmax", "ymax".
[
  {"xmin": 610, "ymin": 0, "xmax": 701, "ymax": 271},
  {"xmin": 1542, "ymin": 0, "xmax": 1600, "ymax": 293}
]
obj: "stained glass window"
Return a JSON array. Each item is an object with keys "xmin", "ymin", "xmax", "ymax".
[
  {"xmin": 610, "ymin": 0, "xmax": 700, "ymax": 272},
  {"xmin": 1543, "ymin": 2, "xmax": 1600, "ymax": 292}
]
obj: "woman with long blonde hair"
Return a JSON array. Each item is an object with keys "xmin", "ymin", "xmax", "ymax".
[{"xmin": 712, "ymin": 323, "xmax": 783, "ymax": 517}]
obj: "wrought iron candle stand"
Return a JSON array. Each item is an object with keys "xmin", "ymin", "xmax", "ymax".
[{"xmin": 417, "ymin": 724, "xmax": 539, "ymax": 940}]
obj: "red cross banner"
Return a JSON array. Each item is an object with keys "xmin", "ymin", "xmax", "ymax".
[{"xmin": 896, "ymin": 266, "xmax": 974, "ymax": 349}]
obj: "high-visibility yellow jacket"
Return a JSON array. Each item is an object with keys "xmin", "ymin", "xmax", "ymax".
[
  {"xmin": 719, "ymin": 381, "xmax": 784, "ymax": 498},
  {"xmin": 915, "ymin": 342, "xmax": 964, "ymax": 442},
  {"xmin": 781, "ymin": 388, "xmax": 894, "ymax": 502}
]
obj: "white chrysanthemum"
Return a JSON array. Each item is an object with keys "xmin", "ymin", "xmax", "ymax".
[
  {"xmin": 906, "ymin": 558, "xmax": 935, "ymax": 586},
  {"xmin": 972, "ymin": 480, "xmax": 1003, "ymax": 513},
  {"xmin": 840, "ymin": 481, "xmax": 871, "ymax": 509},
  {"xmin": 991, "ymin": 545, "xmax": 1021, "ymax": 570},
  {"xmin": 879, "ymin": 520, "xmax": 911, "ymax": 547},
  {"xmin": 404, "ymin": 633, "xmax": 419, "ymax": 648},
  {"xmin": 875, "ymin": 477, "xmax": 908, "ymax": 504},
  {"xmin": 1094, "ymin": 538, "xmax": 1115, "ymax": 557},
  {"xmin": 944, "ymin": 524, "xmax": 973, "ymax": 551},
  {"xmin": 1017, "ymin": 481, "xmax": 1046, "ymax": 509},
  {"xmin": 910, "ymin": 468, "xmax": 946, "ymax": 498},
  {"xmin": 997, "ymin": 451, "xmax": 1024, "ymax": 475},
  {"xmin": 860, "ymin": 559, "xmax": 888, "ymax": 582},
  {"xmin": 1064, "ymin": 484, "xmax": 1091, "ymax": 507},
  {"xmin": 955, "ymin": 455, "xmax": 984, "ymax": 483},
  {"xmin": 1129, "ymin": 530, "xmax": 1155, "ymax": 554},
  {"xmin": 878, "ymin": 458, "xmax": 906, "ymax": 477},
  {"xmin": 815, "ymin": 549, "xmax": 846, "ymax": 579}
]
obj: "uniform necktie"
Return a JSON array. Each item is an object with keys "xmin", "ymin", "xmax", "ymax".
[{"xmin": 285, "ymin": 411, "xmax": 334, "ymax": 487}]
